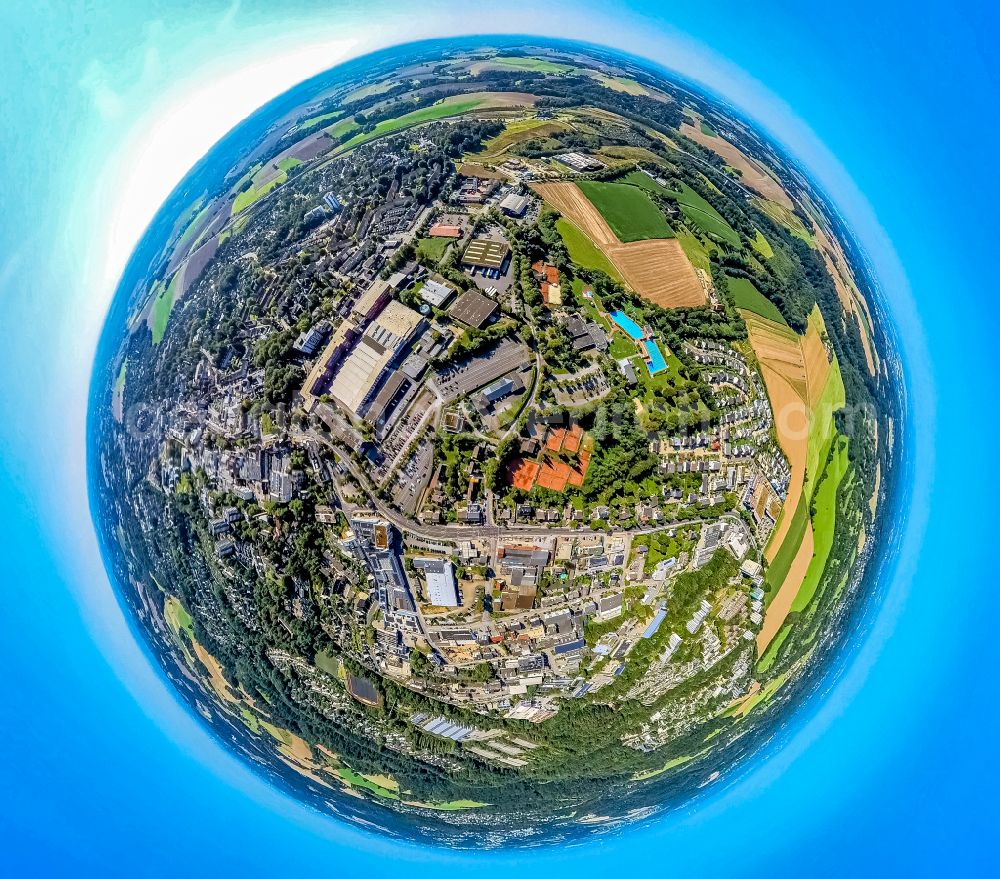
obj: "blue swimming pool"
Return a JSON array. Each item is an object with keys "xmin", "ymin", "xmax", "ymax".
[
  {"xmin": 643, "ymin": 339, "xmax": 668, "ymax": 374},
  {"xmin": 609, "ymin": 310, "xmax": 644, "ymax": 340}
]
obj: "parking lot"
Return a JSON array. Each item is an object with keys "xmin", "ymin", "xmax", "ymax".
[
  {"xmin": 389, "ymin": 438, "xmax": 435, "ymax": 516},
  {"xmin": 435, "ymin": 339, "xmax": 529, "ymax": 402}
]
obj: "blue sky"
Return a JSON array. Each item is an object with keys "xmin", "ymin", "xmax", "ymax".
[{"xmin": 1, "ymin": 1, "xmax": 998, "ymax": 873}]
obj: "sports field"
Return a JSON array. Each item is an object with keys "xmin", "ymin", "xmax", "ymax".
[{"xmin": 576, "ymin": 180, "xmax": 674, "ymax": 242}]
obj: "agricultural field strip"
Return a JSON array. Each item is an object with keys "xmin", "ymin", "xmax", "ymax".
[
  {"xmin": 680, "ymin": 116, "xmax": 793, "ymax": 209},
  {"xmin": 533, "ymin": 181, "xmax": 705, "ymax": 307}
]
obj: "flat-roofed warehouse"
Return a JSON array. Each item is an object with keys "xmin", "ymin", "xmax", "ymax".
[
  {"xmin": 413, "ymin": 558, "xmax": 459, "ymax": 607},
  {"xmin": 499, "ymin": 192, "xmax": 528, "ymax": 217},
  {"xmin": 449, "ymin": 289, "xmax": 499, "ymax": 329},
  {"xmin": 420, "ymin": 279, "xmax": 455, "ymax": 308},
  {"xmin": 461, "ymin": 238, "xmax": 510, "ymax": 270},
  {"xmin": 329, "ymin": 300, "xmax": 424, "ymax": 418}
]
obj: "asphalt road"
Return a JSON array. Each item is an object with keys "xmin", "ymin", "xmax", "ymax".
[{"xmin": 321, "ymin": 435, "xmax": 720, "ymax": 542}]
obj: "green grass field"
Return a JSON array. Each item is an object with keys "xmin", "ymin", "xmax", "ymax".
[
  {"xmin": 291, "ymin": 109, "xmax": 340, "ymax": 131},
  {"xmin": 674, "ymin": 225, "xmax": 711, "ymax": 272},
  {"xmin": 805, "ymin": 345, "xmax": 846, "ymax": 500},
  {"xmin": 556, "ymin": 217, "xmax": 623, "ymax": 280},
  {"xmin": 591, "ymin": 73, "xmax": 648, "ymax": 95},
  {"xmin": 411, "ymin": 799, "xmax": 488, "ymax": 811},
  {"xmin": 337, "ymin": 767, "xmax": 399, "ymax": 800},
  {"xmin": 577, "ymin": 180, "xmax": 674, "ymax": 242},
  {"xmin": 765, "ymin": 340, "xmax": 845, "ymax": 596},
  {"xmin": 343, "ymin": 81, "xmax": 394, "ymax": 102},
  {"xmin": 700, "ymin": 120, "xmax": 717, "ymax": 136},
  {"xmin": 609, "ymin": 332, "xmax": 638, "ymax": 358},
  {"xmin": 315, "ymin": 650, "xmax": 340, "ymax": 677},
  {"xmin": 164, "ymin": 596, "xmax": 194, "ymax": 639},
  {"xmin": 736, "ymin": 671, "xmax": 788, "ymax": 718},
  {"xmin": 665, "ymin": 182, "xmax": 740, "ymax": 246},
  {"xmin": 757, "ymin": 623, "xmax": 792, "ymax": 673},
  {"xmin": 150, "ymin": 273, "xmax": 180, "ymax": 344},
  {"xmin": 620, "ymin": 169, "xmax": 671, "ymax": 195},
  {"xmin": 756, "ymin": 198, "xmax": 815, "ymax": 247},
  {"xmin": 416, "ymin": 236, "xmax": 452, "ymax": 264},
  {"xmin": 338, "ymin": 95, "xmax": 495, "ymax": 152},
  {"xmin": 472, "ymin": 56, "xmax": 572, "ymax": 74},
  {"xmin": 791, "ymin": 437, "xmax": 851, "ymax": 612},
  {"xmin": 472, "ymin": 116, "xmax": 562, "ymax": 159},
  {"xmin": 751, "ymin": 228, "xmax": 774, "ymax": 259},
  {"xmin": 175, "ymin": 200, "xmax": 211, "ymax": 252},
  {"xmin": 277, "ymin": 156, "xmax": 302, "ymax": 172},
  {"xmin": 633, "ymin": 350, "xmax": 683, "ymax": 390},
  {"xmin": 327, "ymin": 116, "xmax": 360, "ymax": 140},
  {"xmin": 728, "ymin": 277, "xmax": 787, "ymax": 325},
  {"xmin": 232, "ymin": 169, "xmax": 287, "ymax": 214}
]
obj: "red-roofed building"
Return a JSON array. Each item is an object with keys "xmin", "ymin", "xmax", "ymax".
[{"xmin": 429, "ymin": 223, "xmax": 462, "ymax": 238}]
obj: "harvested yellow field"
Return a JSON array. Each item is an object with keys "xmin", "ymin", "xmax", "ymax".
[
  {"xmin": 193, "ymin": 640, "xmax": 238, "ymax": 704},
  {"xmin": 757, "ymin": 523, "xmax": 813, "ymax": 653},
  {"xmin": 746, "ymin": 308, "xmax": 841, "ymax": 652},
  {"xmin": 756, "ymin": 364, "xmax": 809, "ymax": 564},
  {"xmin": 742, "ymin": 311, "xmax": 826, "ymax": 564},
  {"xmin": 801, "ymin": 312, "xmax": 832, "ymax": 408},
  {"xmin": 745, "ymin": 314, "xmax": 809, "ymax": 403},
  {"xmin": 606, "ymin": 239, "xmax": 706, "ymax": 308},
  {"xmin": 681, "ymin": 116, "xmax": 793, "ymax": 208},
  {"xmin": 532, "ymin": 181, "xmax": 617, "ymax": 245},
  {"xmin": 533, "ymin": 181, "xmax": 706, "ymax": 307}
]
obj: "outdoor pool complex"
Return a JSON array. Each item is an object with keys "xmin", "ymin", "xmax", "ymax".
[
  {"xmin": 610, "ymin": 310, "xmax": 644, "ymax": 339},
  {"xmin": 611, "ymin": 310, "xmax": 668, "ymax": 374},
  {"xmin": 642, "ymin": 339, "xmax": 668, "ymax": 374}
]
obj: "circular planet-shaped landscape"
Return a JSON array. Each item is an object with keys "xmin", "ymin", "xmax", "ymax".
[{"xmin": 90, "ymin": 36, "xmax": 905, "ymax": 847}]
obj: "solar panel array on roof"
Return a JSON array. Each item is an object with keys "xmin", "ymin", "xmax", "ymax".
[
  {"xmin": 421, "ymin": 715, "xmax": 473, "ymax": 741},
  {"xmin": 462, "ymin": 238, "xmax": 510, "ymax": 269}
]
